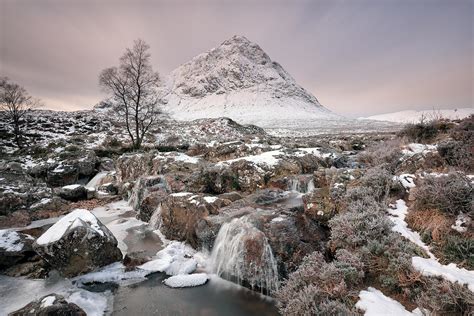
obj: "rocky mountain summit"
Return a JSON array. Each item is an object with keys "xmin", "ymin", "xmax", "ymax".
[{"xmin": 164, "ymin": 35, "xmax": 342, "ymax": 127}]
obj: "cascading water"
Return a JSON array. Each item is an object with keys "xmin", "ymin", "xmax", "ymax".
[
  {"xmin": 148, "ymin": 205, "xmax": 163, "ymax": 230},
  {"xmin": 288, "ymin": 176, "xmax": 315, "ymax": 194},
  {"xmin": 209, "ymin": 216, "xmax": 279, "ymax": 295}
]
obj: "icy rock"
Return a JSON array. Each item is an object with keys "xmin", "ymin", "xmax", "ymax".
[
  {"xmin": 0, "ymin": 230, "xmax": 35, "ymax": 269},
  {"xmin": 33, "ymin": 209, "xmax": 122, "ymax": 277},
  {"xmin": 9, "ymin": 293, "xmax": 86, "ymax": 316}
]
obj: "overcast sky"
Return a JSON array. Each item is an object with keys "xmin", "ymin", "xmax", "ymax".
[{"xmin": 1, "ymin": 0, "xmax": 472, "ymax": 116}]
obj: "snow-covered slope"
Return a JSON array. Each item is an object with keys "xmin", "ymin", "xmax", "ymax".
[
  {"xmin": 163, "ymin": 35, "xmax": 342, "ymax": 128},
  {"xmin": 363, "ymin": 108, "xmax": 473, "ymax": 124}
]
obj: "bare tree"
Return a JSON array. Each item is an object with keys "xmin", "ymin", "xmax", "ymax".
[
  {"xmin": 0, "ymin": 77, "xmax": 40, "ymax": 148},
  {"xmin": 99, "ymin": 39, "xmax": 162, "ymax": 150}
]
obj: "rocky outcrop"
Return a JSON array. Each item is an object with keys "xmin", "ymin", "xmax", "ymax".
[
  {"xmin": 33, "ymin": 209, "xmax": 122, "ymax": 277},
  {"xmin": 9, "ymin": 293, "xmax": 86, "ymax": 316}
]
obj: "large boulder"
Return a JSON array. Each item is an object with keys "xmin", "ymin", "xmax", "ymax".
[
  {"xmin": 33, "ymin": 209, "xmax": 122, "ymax": 277},
  {"xmin": 9, "ymin": 293, "xmax": 86, "ymax": 316},
  {"xmin": 160, "ymin": 193, "xmax": 232, "ymax": 247}
]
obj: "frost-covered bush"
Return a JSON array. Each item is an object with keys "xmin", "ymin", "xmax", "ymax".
[
  {"xmin": 329, "ymin": 201, "xmax": 392, "ymax": 250},
  {"xmin": 358, "ymin": 139, "xmax": 402, "ymax": 170},
  {"xmin": 276, "ymin": 251, "xmax": 364, "ymax": 315},
  {"xmin": 357, "ymin": 166, "xmax": 393, "ymax": 201},
  {"xmin": 416, "ymin": 278, "xmax": 474, "ymax": 315},
  {"xmin": 414, "ymin": 173, "xmax": 473, "ymax": 215}
]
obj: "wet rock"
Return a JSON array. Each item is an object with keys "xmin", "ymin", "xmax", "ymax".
[
  {"xmin": 99, "ymin": 157, "xmax": 115, "ymax": 171},
  {"xmin": 123, "ymin": 251, "xmax": 152, "ymax": 271},
  {"xmin": 33, "ymin": 209, "xmax": 122, "ymax": 277},
  {"xmin": 129, "ymin": 176, "xmax": 170, "ymax": 221},
  {"xmin": 9, "ymin": 293, "xmax": 86, "ymax": 316},
  {"xmin": 0, "ymin": 230, "xmax": 36, "ymax": 270},
  {"xmin": 161, "ymin": 193, "xmax": 231, "ymax": 247},
  {"xmin": 57, "ymin": 184, "xmax": 87, "ymax": 201}
]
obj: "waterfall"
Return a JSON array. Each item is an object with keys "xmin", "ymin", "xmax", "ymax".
[
  {"xmin": 287, "ymin": 175, "xmax": 316, "ymax": 194},
  {"xmin": 149, "ymin": 205, "xmax": 163, "ymax": 230},
  {"xmin": 307, "ymin": 178, "xmax": 315, "ymax": 193},
  {"xmin": 209, "ymin": 216, "xmax": 279, "ymax": 295}
]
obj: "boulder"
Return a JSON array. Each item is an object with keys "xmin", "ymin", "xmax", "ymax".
[
  {"xmin": 46, "ymin": 164, "xmax": 78, "ymax": 187},
  {"xmin": 0, "ymin": 230, "xmax": 36, "ymax": 270},
  {"xmin": 57, "ymin": 184, "xmax": 87, "ymax": 201},
  {"xmin": 160, "ymin": 193, "xmax": 231, "ymax": 247},
  {"xmin": 9, "ymin": 293, "xmax": 86, "ymax": 316},
  {"xmin": 33, "ymin": 209, "xmax": 122, "ymax": 277}
]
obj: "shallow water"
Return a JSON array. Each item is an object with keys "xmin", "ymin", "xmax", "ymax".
[{"xmin": 113, "ymin": 273, "xmax": 279, "ymax": 316}]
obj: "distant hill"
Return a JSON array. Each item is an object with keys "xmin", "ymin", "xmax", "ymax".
[{"xmin": 362, "ymin": 108, "xmax": 473, "ymax": 124}]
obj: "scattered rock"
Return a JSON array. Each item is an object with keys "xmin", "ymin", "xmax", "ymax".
[{"xmin": 9, "ymin": 293, "xmax": 86, "ymax": 316}]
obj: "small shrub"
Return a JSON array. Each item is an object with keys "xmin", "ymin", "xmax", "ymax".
[
  {"xmin": 399, "ymin": 120, "xmax": 439, "ymax": 143},
  {"xmin": 358, "ymin": 139, "xmax": 402, "ymax": 170},
  {"xmin": 414, "ymin": 173, "xmax": 473, "ymax": 215},
  {"xmin": 442, "ymin": 235, "xmax": 474, "ymax": 269}
]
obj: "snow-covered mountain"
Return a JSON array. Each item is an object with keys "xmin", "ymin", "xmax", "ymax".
[
  {"xmin": 163, "ymin": 35, "xmax": 342, "ymax": 128},
  {"xmin": 363, "ymin": 108, "xmax": 473, "ymax": 124}
]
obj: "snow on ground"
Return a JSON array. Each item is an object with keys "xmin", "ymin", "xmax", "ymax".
[
  {"xmin": 387, "ymin": 200, "xmax": 435, "ymax": 259},
  {"xmin": 363, "ymin": 108, "xmax": 473, "ymax": 123},
  {"xmin": 401, "ymin": 143, "xmax": 437, "ymax": 158},
  {"xmin": 36, "ymin": 209, "xmax": 105, "ymax": 245},
  {"xmin": 451, "ymin": 213, "xmax": 470, "ymax": 233},
  {"xmin": 356, "ymin": 287, "xmax": 422, "ymax": 316},
  {"xmin": 411, "ymin": 257, "xmax": 474, "ymax": 292},
  {"xmin": 216, "ymin": 147, "xmax": 336, "ymax": 168},
  {"xmin": 163, "ymin": 273, "xmax": 209, "ymax": 288},
  {"xmin": 0, "ymin": 230, "xmax": 32, "ymax": 252},
  {"xmin": 393, "ymin": 174, "xmax": 416, "ymax": 190}
]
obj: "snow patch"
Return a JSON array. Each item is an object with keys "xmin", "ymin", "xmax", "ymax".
[
  {"xmin": 356, "ymin": 287, "xmax": 422, "ymax": 316},
  {"xmin": 40, "ymin": 296, "xmax": 56, "ymax": 308},
  {"xmin": 411, "ymin": 257, "xmax": 474, "ymax": 292},
  {"xmin": 163, "ymin": 273, "xmax": 209, "ymax": 288}
]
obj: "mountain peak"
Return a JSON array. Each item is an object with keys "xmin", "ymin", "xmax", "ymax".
[{"xmin": 164, "ymin": 36, "xmax": 340, "ymax": 127}]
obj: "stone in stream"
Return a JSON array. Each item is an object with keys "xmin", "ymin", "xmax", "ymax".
[
  {"xmin": 33, "ymin": 209, "xmax": 122, "ymax": 277},
  {"xmin": 9, "ymin": 293, "xmax": 86, "ymax": 316}
]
